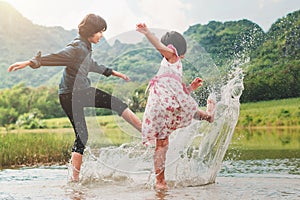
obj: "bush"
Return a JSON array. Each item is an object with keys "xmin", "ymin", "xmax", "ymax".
[{"xmin": 16, "ymin": 109, "xmax": 47, "ymax": 129}]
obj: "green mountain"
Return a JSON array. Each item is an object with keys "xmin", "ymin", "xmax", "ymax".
[
  {"xmin": 183, "ymin": 11, "xmax": 300, "ymax": 102},
  {"xmin": 0, "ymin": 1, "xmax": 77, "ymax": 88},
  {"xmin": 0, "ymin": 1, "xmax": 299, "ymax": 102},
  {"xmin": 242, "ymin": 10, "xmax": 300, "ymax": 101},
  {"xmin": 184, "ymin": 19, "xmax": 265, "ymax": 68}
]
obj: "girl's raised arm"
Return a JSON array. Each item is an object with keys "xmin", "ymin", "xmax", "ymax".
[{"xmin": 136, "ymin": 23, "xmax": 174, "ymax": 60}]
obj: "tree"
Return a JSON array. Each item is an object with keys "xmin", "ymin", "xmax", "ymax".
[{"xmin": 0, "ymin": 107, "xmax": 18, "ymax": 131}]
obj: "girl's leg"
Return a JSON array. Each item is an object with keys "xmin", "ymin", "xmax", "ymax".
[
  {"xmin": 154, "ymin": 137, "xmax": 169, "ymax": 190},
  {"xmin": 206, "ymin": 99, "xmax": 215, "ymax": 122},
  {"xmin": 194, "ymin": 99, "xmax": 215, "ymax": 123}
]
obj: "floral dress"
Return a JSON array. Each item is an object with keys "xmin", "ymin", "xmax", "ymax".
[{"xmin": 142, "ymin": 45, "xmax": 198, "ymax": 145}]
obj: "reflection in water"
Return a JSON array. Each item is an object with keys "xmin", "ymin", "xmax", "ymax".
[
  {"xmin": 155, "ymin": 190, "xmax": 169, "ymax": 200},
  {"xmin": 227, "ymin": 128, "xmax": 300, "ymax": 160},
  {"xmin": 234, "ymin": 128, "xmax": 300, "ymax": 147},
  {"xmin": 64, "ymin": 182, "xmax": 88, "ymax": 200}
]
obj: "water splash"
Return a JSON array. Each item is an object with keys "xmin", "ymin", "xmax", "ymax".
[
  {"xmin": 165, "ymin": 67, "xmax": 244, "ymax": 186},
  {"xmin": 76, "ymin": 67, "xmax": 244, "ymax": 188},
  {"xmin": 76, "ymin": 29, "xmax": 244, "ymax": 188}
]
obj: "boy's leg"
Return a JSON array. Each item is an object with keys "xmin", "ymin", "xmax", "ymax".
[
  {"xmin": 154, "ymin": 137, "xmax": 169, "ymax": 190},
  {"xmin": 121, "ymin": 108, "xmax": 142, "ymax": 132},
  {"xmin": 93, "ymin": 88, "xmax": 142, "ymax": 132},
  {"xmin": 71, "ymin": 152, "xmax": 82, "ymax": 182},
  {"xmin": 59, "ymin": 92, "xmax": 87, "ymax": 182}
]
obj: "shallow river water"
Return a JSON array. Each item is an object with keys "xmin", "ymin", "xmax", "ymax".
[{"xmin": 1, "ymin": 158, "xmax": 299, "ymax": 200}]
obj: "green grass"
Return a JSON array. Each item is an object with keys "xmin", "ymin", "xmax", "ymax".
[
  {"xmin": 0, "ymin": 130, "xmax": 73, "ymax": 169},
  {"xmin": 42, "ymin": 97, "xmax": 300, "ymax": 130},
  {"xmin": 237, "ymin": 97, "xmax": 300, "ymax": 127},
  {"xmin": 1, "ymin": 98, "xmax": 299, "ymax": 168},
  {"xmin": 0, "ymin": 115, "xmax": 141, "ymax": 169},
  {"xmin": 43, "ymin": 117, "xmax": 73, "ymax": 128}
]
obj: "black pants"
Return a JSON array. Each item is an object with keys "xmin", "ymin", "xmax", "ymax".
[{"xmin": 59, "ymin": 87, "xmax": 128, "ymax": 154}]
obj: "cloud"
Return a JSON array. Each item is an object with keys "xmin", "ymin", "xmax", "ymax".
[
  {"xmin": 4, "ymin": 0, "xmax": 299, "ymax": 37},
  {"xmin": 136, "ymin": 0, "xmax": 192, "ymax": 33},
  {"xmin": 180, "ymin": 0, "xmax": 299, "ymax": 32}
]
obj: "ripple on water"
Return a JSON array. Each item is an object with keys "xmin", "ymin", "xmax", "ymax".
[{"xmin": 0, "ymin": 160, "xmax": 299, "ymax": 200}]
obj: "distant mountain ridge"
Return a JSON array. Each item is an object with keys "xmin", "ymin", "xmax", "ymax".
[{"xmin": 0, "ymin": 1, "xmax": 77, "ymax": 88}]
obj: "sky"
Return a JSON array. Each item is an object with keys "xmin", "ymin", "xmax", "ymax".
[{"xmin": 3, "ymin": 0, "xmax": 300, "ymax": 40}]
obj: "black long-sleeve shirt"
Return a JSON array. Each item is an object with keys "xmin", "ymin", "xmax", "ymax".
[{"xmin": 29, "ymin": 36, "xmax": 112, "ymax": 94}]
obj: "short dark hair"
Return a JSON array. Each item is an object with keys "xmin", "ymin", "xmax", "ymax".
[
  {"xmin": 78, "ymin": 14, "xmax": 107, "ymax": 38},
  {"xmin": 161, "ymin": 31, "xmax": 187, "ymax": 56}
]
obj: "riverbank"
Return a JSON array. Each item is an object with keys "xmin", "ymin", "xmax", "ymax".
[
  {"xmin": 1, "ymin": 98, "xmax": 299, "ymax": 169},
  {"xmin": 1, "ymin": 126, "xmax": 299, "ymax": 169}
]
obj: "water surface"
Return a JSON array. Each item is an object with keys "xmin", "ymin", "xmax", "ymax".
[{"xmin": 1, "ymin": 158, "xmax": 299, "ymax": 200}]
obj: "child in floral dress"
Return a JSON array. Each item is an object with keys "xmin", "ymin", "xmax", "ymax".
[{"xmin": 136, "ymin": 23, "xmax": 215, "ymax": 190}]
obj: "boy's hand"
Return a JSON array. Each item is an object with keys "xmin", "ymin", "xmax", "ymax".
[
  {"xmin": 121, "ymin": 74, "xmax": 131, "ymax": 81},
  {"xmin": 112, "ymin": 70, "xmax": 131, "ymax": 81},
  {"xmin": 8, "ymin": 61, "xmax": 31, "ymax": 72}
]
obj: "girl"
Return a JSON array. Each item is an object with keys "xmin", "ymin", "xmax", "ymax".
[
  {"xmin": 8, "ymin": 14, "xmax": 142, "ymax": 182},
  {"xmin": 136, "ymin": 23, "xmax": 215, "ymax": 190}
]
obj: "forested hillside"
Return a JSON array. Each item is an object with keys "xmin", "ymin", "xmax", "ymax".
[
  {"xmin": 184, "ymin": 19, "xmax": 265, "ymax": 68},
  {"xmin": 0, "ymin": 1, "xmax": 77, "ymax": 88},
  {"xmin": 0, "ymin": 1, "xmax": 299, "ymax": 126},
  {"xmin": 242, "ymin": 10, "xmax": 300, "ymax": 101}
]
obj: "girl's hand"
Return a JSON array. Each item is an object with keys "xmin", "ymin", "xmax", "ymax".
[
  {"xmin": 136, "ymin": 23, "xmax": 149, "ymax": 35},
  {"xmin": 8, "ymin": 60, "xmax": 31, "ymax": 72},
  {"xmin": 189, "ymin": 77, "xmax": 203, "ymax": 91}
]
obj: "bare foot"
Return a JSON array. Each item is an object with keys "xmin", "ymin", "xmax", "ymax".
[
  {"xmin": 69, "ymin": 165, "xmax": 80, "ymax": 182},
  {"xmin": 155, "ymin": 181, "xmax": 168, "ymax": 191},
  {"xmin": 206, "ymin": 99, "xmax": 215, "ymax": 123},
  {"xmin": 70, "ymin": 176, "xmax": 79, "ymax": 182}
]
